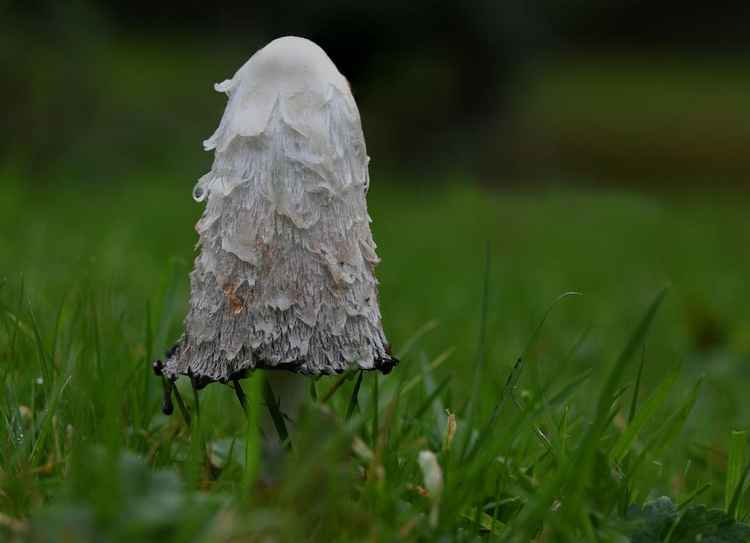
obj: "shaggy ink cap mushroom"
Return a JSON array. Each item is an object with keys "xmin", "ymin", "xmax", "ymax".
[{"xmin": 160, "ymin": 36, "xmax": 397, "ymax": 386}]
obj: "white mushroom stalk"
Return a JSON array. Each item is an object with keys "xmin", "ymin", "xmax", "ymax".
[{"xmin": 154, "ymin": 36, "xmax": 396, "ymax": 391}]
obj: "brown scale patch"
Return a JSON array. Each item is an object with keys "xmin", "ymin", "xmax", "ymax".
[{"xmin": 223, "ymin": 284, "xmax": 244, "ymax": 315}]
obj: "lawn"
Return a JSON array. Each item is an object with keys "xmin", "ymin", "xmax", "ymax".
[{"xmin": 2, "ymin": 171, "xmax": 750, "ymax": 541}]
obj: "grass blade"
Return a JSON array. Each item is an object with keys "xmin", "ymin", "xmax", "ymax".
[
  {"xmin": 371, "ymin": 372, "xmax": 379, "ymax": 449},
  {"xmin": 728, "ymin": 462, "xmax": 750, "ymax": 521},
  {"xmin": 462, "ymin": 357, "xmax": 523, "ymax": 463},
  {"xmin": 395, "ymin": 320, "xmax": 439, "ymax": 360},
  {"xmin": 595, "ymin": 287, "xmax": 668, "ymax": 430},
  {"xmin": 345, "ymin": 371, "xmax": 364, "ymax": 421},
  {"xmin": 508, "ymin": 287, "xmax": 668, "ymax": 539},
  {"xmin": 420, "ymin": 353, "xmax": 447, "ymax": 436},
  {"xmin": 626, "ymin": 376, "xmax": 703, "ymax": 481},
  {"xmin": 650, "ymin": 376, "xmax": 702, "ymax": 457},
  {"xmin": 321, "ymin": 369, "xmax": 357, "ymax": 404},
  {"xmin": 726, "ymin": 430, "xmax": 749, "ymax": 516},
  {"xmin": 610, "ymin": 364, "xmax": 679, "ymax": 463},
  {"xmin": 460, "ymin": 243, "xmax": 491, "ymax": 458},
  {"xmin": 627, "ymin": 346, "xmax": 646, "ymax": 424},
  {"xmin": 263, "ymin": 376, "xmax": 290, "ymax": 450},
  {"xmin": 522, "ymin": 291, "xmax": 583, "ymax": 361},
  {"xmin": 400, "ymin": 348, "xmax": 454, "ymax": 397},
  {"xmin": 413, "ymin": 374, "xmax": 452, "ymax": 421},
  {"xmin": 546, "ymin": 367, "xmax": 593, "ymax": 408}
]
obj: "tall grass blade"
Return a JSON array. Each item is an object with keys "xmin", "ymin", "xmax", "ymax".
[
  {"xmin": 29, "ymin": 375, "xmax": 72, "ymax": 464},
  {"xmin": 546, "ymin": 367, "xmax": 593, "ymax": 408},
  {"xmin": 611, "ymin": 364, "xmax": 679, "ymax": 463},
  {"xmin": 726, "ymin": 430, "xmax": 749, "ymax": 516},
  {"xmin": 626, "ymin": 376, "xmax": 703, "ymax": 481},
  {"xmin": 650, "ymin": 376, "xmax": 702, "ymax": 457},
  {"xmin": 594, "ymin": 287, "xmax": 668, "ymax": 430},
  {"xmin": 522, "ymin": 291, "xmax": 583, "ymax": 361},
  {"xmin": 420, "ymin": 353, "xmax": 447, "ymax": 435},
  {"xmin": 142, "ymin": 301, "xmax": 154, "ymax": 427},
  {"xmin": 728, "ymin": 462, "xmax": 750, "ymax": 521},
  {"xmin": 395, "ymin": 320, "xmax": 439, "ymax": 360},
  {"xmin": 678, "ymin": 482, "xmax": 711, "ymax": 510},
  {"xmin": 371, "ymin": 372, "xmax": 379, "ymax": 449},
  {"xmin": 27, "ymin": 304, "xmax": 53, "ymax": 387},
  {"xmin": 508, "ymin": 287, "xmax": 668, "ymax": 539},
  {"xmin": 627, "ymin": 346, "xmax": 646, "ymax": 424},
  {"xmin": 263, "ymin": 375, "xmax": 290, "ymax": 449},
  {"xmin": 321, "ymin": 369, "xmax": 356, "ymax": 404},
  {"xmin": 400, "ymin": 348, "xmax": 454, "ymax": 397},
  {"xmin": 462, "ymin": 357, "xmax": 523, "ymax": 463},
  {"xmin": 461, "ymin": 244, "xmax": 491, "ymax": 454},
  {"xmin": 413, "ymin": 374, "xmax": 452, "ymax": 420},
  {"xmin": 345, "ymin": 371, "xmax": 364, "ymax": 421}
]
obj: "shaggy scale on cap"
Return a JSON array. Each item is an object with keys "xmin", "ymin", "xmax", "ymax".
[{"xmin": 157, "ymin": 37, "xmax": 396, "ymax": 386}]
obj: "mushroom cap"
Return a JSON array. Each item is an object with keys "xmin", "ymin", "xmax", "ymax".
[
  {"xmin": 204, "ymin": 36, "xmax": 351, "ymax": 152},
  {"xmin": 162, "ymin": 36, "xmax": 396, "ymax": 382}
]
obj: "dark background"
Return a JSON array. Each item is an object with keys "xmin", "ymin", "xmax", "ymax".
[{"xmin": 3, "ymin": 0, "xmax": 750, "ymax": 185}]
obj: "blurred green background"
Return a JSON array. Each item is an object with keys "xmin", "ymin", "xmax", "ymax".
[
  {"xmin": 3, "ymin": 1, "xmax": 750, "ymax": 184},
  {"xmin": 3, "ymin": 1, "xmax": 750, "ymax": 540}
]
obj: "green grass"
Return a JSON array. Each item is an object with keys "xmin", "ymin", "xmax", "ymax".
[
  {"xmin": 518, "ymin": 53, "xmax": 750, "ymax": 183},
  {"xmin": 2, "ymin": 173, "xmax": 750, "ymax": 541}
]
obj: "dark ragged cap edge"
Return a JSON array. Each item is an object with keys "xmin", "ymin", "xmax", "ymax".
[{"xmin": 153, "ymin": 343, "xmax": 399, "ymax": 387}]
